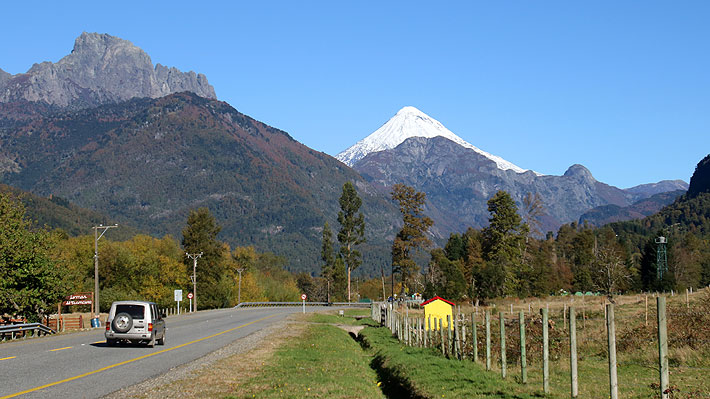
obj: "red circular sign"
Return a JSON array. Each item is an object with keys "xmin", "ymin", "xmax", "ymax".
[
  {"xmin": 301, "ymin": 294, "xmax": 307, "ymax": 300},
  {"xmin": 187, "ymin": 292, "xmax": 193, "ymax": 299}
]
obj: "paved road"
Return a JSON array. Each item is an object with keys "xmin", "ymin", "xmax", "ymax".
[{"xmin": 0, "ymin": 306, "xmax": 319, "ymax": 398}]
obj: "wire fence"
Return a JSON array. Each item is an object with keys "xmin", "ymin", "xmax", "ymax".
[{"xmin": 371, "ymin": 289, "xmax": 710, "ymax": 399}]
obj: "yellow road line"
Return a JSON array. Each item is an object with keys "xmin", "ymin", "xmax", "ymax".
[
  {"xmin": 49, "ymin": 347, "xmax": 72, "ymax": 352},
  {"xmin": 92, "ymin": 340, "xmax": 105, "ymax": 344},
  {"xmin": 1, "ymin": 313, "xmax": 279, "ymax": 399},
  {"xmin": 0, "ymin": 357, "xmax": 16, "ymax": 361}
]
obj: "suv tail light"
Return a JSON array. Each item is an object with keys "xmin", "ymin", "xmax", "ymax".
[
  {"xmin": 148, "ymin": 323, "xmax": 153, "ymax": 332},
  {"xmin": 106, "ymin": 321, "xmax": 110, "ymax": 331}
]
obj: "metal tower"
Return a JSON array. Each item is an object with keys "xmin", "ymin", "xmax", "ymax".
[{"xmin": 655, "ymin": 236, "xmax": 668, "ymax": 280}]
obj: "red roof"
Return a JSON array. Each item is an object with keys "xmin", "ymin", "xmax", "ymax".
[{"xmin": 420, "ymin": 296, "xmax": 455, "ymax": 307}]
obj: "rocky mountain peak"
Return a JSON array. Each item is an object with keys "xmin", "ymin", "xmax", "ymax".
[
  {"xmin": 0, "ymin": 32, "xmax": 216, "ymax": 108},
  {"xmin": 336, "ymin": 106, "xmax": 536, "ymax": 175},
  {"xmin": 564, "ymin": 164, "xmax": 595, "ymax": 181}
]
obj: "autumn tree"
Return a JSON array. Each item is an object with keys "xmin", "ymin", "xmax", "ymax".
[
  {"xmin": 0, "ymin": 193, "xmax": 64, "ymax": 322},
  {"xmin": 391, "ymin": 184, "xmax": 434, "ymax": 295},
  {"xmin": 337, "ymin": 182, "xmax": 366, "ymax": 302}
]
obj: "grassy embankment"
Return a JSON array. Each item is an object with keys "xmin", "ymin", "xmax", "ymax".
[
  {"xmin": 237, "ymin": 290, "xmax": 710, "ymax": 398},
  {"xmin": 227, "ymin": 310, "xmax": 384, "ymax": 399}
]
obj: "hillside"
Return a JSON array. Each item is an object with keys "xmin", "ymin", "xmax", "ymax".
[
  {"xmin": 611, "ymin": 154, "xmax": 710, "ymax": 248},
  {"xmin": 0, "ymin": 184, "xmax": 139, "ymax": 239},
  {"xmin": 0, "ymin": 93, "xmax": 398, "ymax": 274},
  {"xmin": 578, "ymin": 190, "xmax": 685, "ymax": 227}
]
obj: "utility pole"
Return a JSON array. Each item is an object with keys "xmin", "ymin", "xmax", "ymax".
[
  {"xmin": 93, "ymin": 224, "xmax": 117, "ymax": 326},
  {"xmin": 186, "ymin": 252, "xmax": 203, "ymax": 312},
  {"xmin": 236, "ymin": 268, "xmax": 245, "ymax": 304}
]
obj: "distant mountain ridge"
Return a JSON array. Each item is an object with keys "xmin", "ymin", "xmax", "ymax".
[
  {"xmin": 346, "ymin": 108, "xmax": 688, "ymax": 235},
  {"xmin": 578, "ymin": 190, "xmax": 686, "ymax": 227},
  {"xmin": 0, "ymin": 33, "xmax": 216, "ymax": 109}
]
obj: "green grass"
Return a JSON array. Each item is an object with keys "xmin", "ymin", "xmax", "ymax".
[
  {"xmin": 227, "ymin": 319, "xmax": 383, "ymax": 399},
  {"xmin": 309, "ymin": 308, "xmax": 375, "ymax": 326},
  {"xmin": 361, "ymin": 326, "xmax": 547, "ymax": 399}
]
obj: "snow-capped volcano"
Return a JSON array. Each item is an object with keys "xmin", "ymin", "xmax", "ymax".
[{"xmin": 336, "ymin": 106, "xmax": 534, "ymax": 174}]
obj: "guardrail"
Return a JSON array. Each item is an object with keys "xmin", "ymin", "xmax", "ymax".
[
  {"xmin": 234, "ymin": 301, "xmax": 371, "ymax": 308},
  {"xmin": 0, "ymin": 323, "xmax": 56, "ymax": 341}
]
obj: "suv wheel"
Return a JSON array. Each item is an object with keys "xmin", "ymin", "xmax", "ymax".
[
  {"xmin": 112, "ymin": 312, "xmax": 133, "ymax": 333},
  {"xmin": 157, "ymin": 332, "xmax": 165, "ymax": 345}
]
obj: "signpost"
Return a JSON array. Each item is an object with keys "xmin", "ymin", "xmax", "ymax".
[
  {"xmin": 188, "ymin": 292, "xmax": 193, "ymax": 313},
  {"xmin": 174, "ymin": 289, "xmax": 183, "ymax": 315},
  {"xmin": 301, "ymin": 293, "xmax": 307, "ymax": 314},
  {"xmin": 61, "ymin": 292, "xmax": 95, "ymax": 328}
]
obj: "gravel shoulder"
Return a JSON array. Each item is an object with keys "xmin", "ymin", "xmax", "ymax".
[{"xmin": 103, "ymin": 313, "xmax": 309, "ymax": 399}]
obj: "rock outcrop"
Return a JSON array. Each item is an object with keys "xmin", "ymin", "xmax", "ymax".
[{"xmin": 0, "ymin": 33, "xmax": 216, "ymax": 108}]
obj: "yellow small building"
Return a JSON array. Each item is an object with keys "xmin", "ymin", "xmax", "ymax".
[{"xmin": 421, "ymin": 296, "xmax": 454, "ymax": 331}]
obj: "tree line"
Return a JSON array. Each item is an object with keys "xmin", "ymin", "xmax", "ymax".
[{"xmin": 0, "ymin": 192, "xmax": 301, "ymax": 322}]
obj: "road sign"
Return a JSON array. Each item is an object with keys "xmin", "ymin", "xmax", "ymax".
[
  {"xmin": 187, "ymin": 292, "xmax": 193, "ymax": 299},
  {"xmin": 175, "ymin": 289, "xmax": 183, "ymax": 302},
  {"xmin": 301, "ymin": 294, "xmax": 307, "ymax": 300},
  {"xmin": 62, "ymin": 292, "xmax": 93, "ymax": 306}
]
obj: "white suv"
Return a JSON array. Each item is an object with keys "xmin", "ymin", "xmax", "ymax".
[{"xmin": 105, "ymin": 301, "xmax": 166, "ymax": 347}]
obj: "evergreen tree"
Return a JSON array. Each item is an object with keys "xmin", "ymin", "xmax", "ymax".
[
  {"xmin": 481, "ymin": 191, "xmax": 527, "ymax": 297},
  {"xmin": 426, "ymin": 248, "xmax": 466, "ymax": 300},
  {"xmin": 391, "ymin": 184, "xmax": 434, "ymax": 295},
  {"xmin": 337, "ymin": 182, "xmax": 366, "ymax": 302},
  {"xmin": 182, "ymin": 207, "xmax": 226, "ymax": 309}
]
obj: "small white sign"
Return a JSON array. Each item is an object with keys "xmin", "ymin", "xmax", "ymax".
[
  {"xmin": 187, "ymin": 292, "xmax": 193, "ymax": 299},
  {"xmin": 174, "ymin": 289, "xmax": 183, "ymax": 302},
  {"xmin": 301, "ymin": 293, "xmax": 307, "ymax": 300}
]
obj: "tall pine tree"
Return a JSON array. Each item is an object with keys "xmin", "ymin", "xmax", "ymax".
[{"xmin": 337, "ymin": 182, "xmax": 366, "ymax": 302}]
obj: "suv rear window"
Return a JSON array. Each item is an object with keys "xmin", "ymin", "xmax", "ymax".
[{"xmin": 115, "ymin": 304, "xmax": 146, "ymax": 319}]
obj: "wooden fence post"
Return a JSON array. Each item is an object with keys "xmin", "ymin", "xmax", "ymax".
[
  {"xmin": 519, "ymin": 310, "xmax": 527, "ymax": 384},
  {"xmin": 447, "ymin": 315, "xmax": 453, "ymax": 358},
  {"xmin": 606, "ymin": 303, "xmax": 618, "ymax": 399},
  {"xmin": 570, "ymin": 306, "xmax": 578, "ymax": 398},
  {"xmin": 426, "ymin": 315, "xmax": 430, "ymax": 348},
  {"xmin": 453, "ymin": 313, "xmax": 460, "ymax": 359},
  {"xmin": 563, "ymin": 303, "xmax": 567, "ymax": 331},
  {"xmin": 471, "ymin": 313, "xmax": 478, "ymax": 363},
  {"xmin": 542, "ymin": 307, "xmax": 549, "ymax": 394},
  {"xmin": 657, "ymin": 297, "xmax": 669, "ymax": 399},
  {"xmin": 645, "ymin": 294, "xmax": 648, "ymax": 326},
  {"xmin": 461, "ymin": 314, "xmax": 467, "ymax": 360},
  {"xmin": 500, "ymin": 312, "xmax": 507, "ymax": 378},
  {"xmin": 485, "ymin": 310, "xmax": 491, "ymax": 371},
  {"xmin": 440, "ymin": 318, "xmax": 445, "ymax": 356}
]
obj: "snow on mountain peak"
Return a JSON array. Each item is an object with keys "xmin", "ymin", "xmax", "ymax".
[{"xmin": 336, "ymin": 106, "xmax": 536, "ymax": 175}]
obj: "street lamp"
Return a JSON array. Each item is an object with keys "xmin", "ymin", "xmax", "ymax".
[
  {"xmin": 94, "ymin": 224, "xmax": 117, "ymax": 326},
  {"xmin": 186, "ymin": 252, "xmax": 203, "ymax": 312}
]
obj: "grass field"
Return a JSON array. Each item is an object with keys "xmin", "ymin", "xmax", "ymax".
[{"xmin": 228, "ymin": 309, "xmax": 384, "ymax": 399}]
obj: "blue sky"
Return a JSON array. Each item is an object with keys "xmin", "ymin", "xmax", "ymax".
[{"xmin": 1, "ymin": 1, "xmax": 708, "ymax": 188}]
